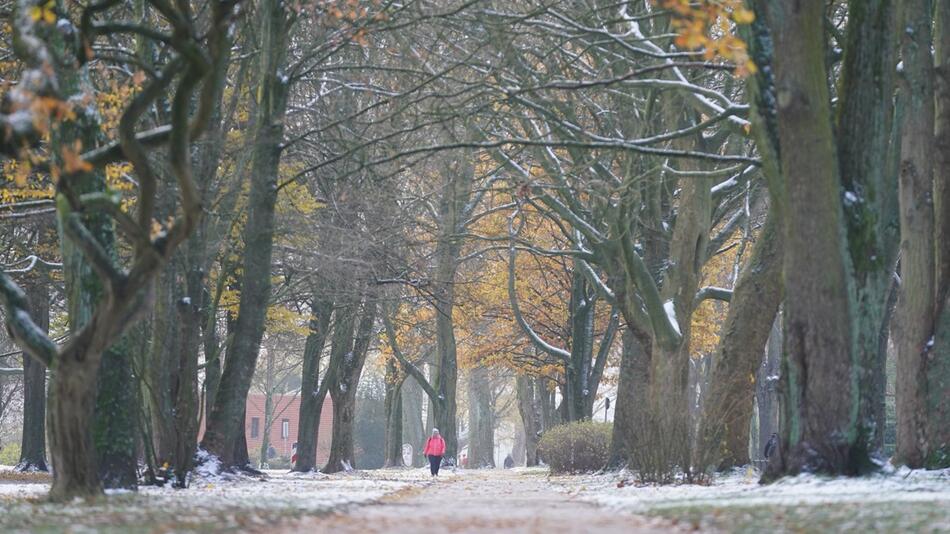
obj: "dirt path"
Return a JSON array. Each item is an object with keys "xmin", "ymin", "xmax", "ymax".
[{"xmin": 281, "ymin": 470, "xmax": 685, "ymax": 533}]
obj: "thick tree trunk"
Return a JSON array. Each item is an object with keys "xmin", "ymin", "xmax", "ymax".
[
  {"xmin": 697, "ymin": 211, "xmax": 782, "ymax": 471},
  {"xmin": 539, "ymin": 377, "xmax": 559, "ymax": 431},
  {"xmin": 467, "ymin": 367, "xmax": 495, "ymax": 468},
  {"xmin": 201, "ymin": 0, "xmax": 289, "ymax": 469},
  {"xmin": 293, "ymin": 300, "xmax": 333, "ymax": 472},
  {"xmin": 925, "ymin": 0, "xmax": 950, "ymax": 469},
  {"xmin": 172, "ymin": 260, "xmax": 202, "ymax": 486},
  {"xmin": 18, "ymin": 276, "xmax": 49, "ymax": 471},
  {"xmin": 47, "ymin": 348, "xmax": 103, "ymax": 500},
  {"xmin": 94, "ymin": 337, "xmax": 138, "ymax": 489},
  {"xmin": 894, "ymin": 0, "xmax": 937, "ymax": 469},
  {"xmin": 516, "ymin": 375, "xmax": 542, "ymax": 467},
  {"xmin": 401, "ymin": 377, "xmax": 426, "ymax": 467},
  {"xmin": 764, "ymin": 0, "xmax": 865, "ymax": 477},
  {"xmin": 57, "ymin": 155, "xmax": 136, "ymax": 492},
  {"xmin": 608, "ymin": 330, "xmax": 650, "ymax": 468},
  {"xmin": 837, "ymin": 0, "xmax": 900, "ymax": 465},
  {"xmin": 634, "ymin": 148, "xmax": 710, "ymax": 479},
  {"xmin": 383, "ymin": 362, "xmax": 405, "ymax": 467},
  {"xmin": 427, "ymin": 157, "xmax": 475, "ymax": 461},
  {"xmin": 566, "ymin": 268, "xmax": 595, "ymax": 422},
  {"xmin": 512, "ymin": 421, "xmax": 526, "ymax": 467},
  {"xmin": 324, "ymin": 301, "xmax": 377, "ymax": 473},
  {"xmin": 147, "ymin": 269, "xmax": 179, "ymax": 468},
  {"xmin": 203, "ymin": 296, "xmax": 222, "ymax": 424},
  {"xmin": 325, "ymin": 386, "xmax": 357, "ymax": 472}
]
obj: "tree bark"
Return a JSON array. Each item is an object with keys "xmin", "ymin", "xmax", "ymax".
[
  {"xmin": 764, "ymin": 0, "xmax": 864, "ymax": 477},
  {"xmin": 894, "ymin": 0, "xmax": 937, "ymax": 468},
  {"xmin": 928, "ymin": 0, "xmax": 950, "ymax": 469},
  {"xmin": 516, "ymin": 375, "xmax": 542, "ymax": 467},
  {"xmin": 697, "ymin": 210, "xmax": 782, "ymax": 470},
  {"xmin": 94, "ymin": 336, "xmax": 138, "ymax": 489},
  {"xmin": 837, "ymin": 0, "xmax": 900, "ymax": 464},
  {"xmin": 754, "ymin": 314, "xmax": 782, "ymax": 463},
  {"xmin": 201, "ymin": 0, "xmax": 290, "ymax": 469},
  {"xmin": 324, "ymin": 300, "xmax": 377, "ymax": 473},
  {"xmin": 146, "ymin": 268, "xmax": 179, "ymax": 470},
  {"xmin": 383, "ymin": 368, "xmax": 405, "ymax": 468},
  {"xmin": 401, "ymin": 376, "xmax": 426, "ymax": 467},
  {"xmin": 47, "ymin": 349, "xmax": 102, "ymax": 500},
  {"xmin": 467, "ymin": 366, "xmax": 495, "ymax": 468},
  {"xmin": 293, "ymin": 300, "xmax": 333, "ymax": 472},
  {"xmin": 608, "ymin": 329, "xmax": 650, "ymax": 468},
  {"xmin": 18, "ymin": 274, "xmax": 49, "ymax": 471},
  {"xmin": 428, "ymin": 156, "xmax": 475, "ymax": 461}
]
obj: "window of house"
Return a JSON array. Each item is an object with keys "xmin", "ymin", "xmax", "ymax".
[
  {"xmin": 250, "ymin": 417, "xmax": 260, "ymax": 439},
  {"xmin": 281, "ymin": 419, "xmax": 290, "ymax": 439}
]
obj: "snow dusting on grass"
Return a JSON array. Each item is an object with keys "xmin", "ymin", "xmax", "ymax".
[
  {"xmin": 550, "ymin": 466, "xmax": 950, "ymax": 532},
  {"xmin": 0, "ymin": 467, "xmax": 442, "ymax": 533}
]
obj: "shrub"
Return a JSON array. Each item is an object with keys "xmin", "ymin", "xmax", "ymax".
[
  {"xmin": 0, "ymin": 442, "xmax": 21, "ymax": 466},
  {"xmin": 539, "ymin": 420, "xmax": 611, "ymax": 474}
]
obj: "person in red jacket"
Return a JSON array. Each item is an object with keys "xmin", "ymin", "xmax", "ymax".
[{"xmin": 423, "ymin": 428, "xmax": 446, "ymax": 476}]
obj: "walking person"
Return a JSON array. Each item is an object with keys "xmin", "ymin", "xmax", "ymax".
[{"xmin": 423, "ymin": 428, "xmax": 446, "ymax": 476}]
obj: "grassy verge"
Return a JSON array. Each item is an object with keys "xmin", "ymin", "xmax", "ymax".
[{"xmin": 645, "ymin": 501, "xmax": 948, "ymax": 533}]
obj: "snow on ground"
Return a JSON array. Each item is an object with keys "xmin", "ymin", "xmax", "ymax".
[
  {"xmin": 551, "ymin": 466, "xmax": 950, "ymax": 513},
  {"xmin": 0, "ymin": 466, "xmax": 449, "ymax": 532}
]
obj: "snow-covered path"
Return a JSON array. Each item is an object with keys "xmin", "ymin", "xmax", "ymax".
[{"xmin": 280, "ymin": 469, "xmax": 680, "ymax": 533}]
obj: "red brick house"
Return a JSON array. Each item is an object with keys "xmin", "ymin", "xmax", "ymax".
[{"xmin": 243, "ymin": 393, "xmax": 334, "ymax": 466}]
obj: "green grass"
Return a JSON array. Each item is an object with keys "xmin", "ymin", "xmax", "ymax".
[
  {"xmin": 647, "ymin": 501, "xmax": 949, "ymax": 533},
  {"xmin": 0, "ymin": 493, "xmax": 324, "ymax": 533}
]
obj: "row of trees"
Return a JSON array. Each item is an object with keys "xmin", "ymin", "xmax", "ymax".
[{"xmin": 0, "ymin": 0, "xmax": 946, "ymax": 502}]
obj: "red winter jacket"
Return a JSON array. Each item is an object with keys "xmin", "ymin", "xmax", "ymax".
[{"xmin": 423, "ymin": 435, "xmax": 446, "ymax": 456}]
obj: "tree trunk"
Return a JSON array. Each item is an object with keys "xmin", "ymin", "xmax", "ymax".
[
  {"xmin": 171, "ymin": 35, "xmax": 231, "ymax": 485},
  {"xmin": 837, "ymin": 0, "xmax": 900, "ymax": 465},
  {"xmin": 383, "ymin": 362, "xmax": 405, "ymax": 467},
  {"xmin": 94, "ymin": 336, "xmax": 138, "ymax": 489},
  {"xmin": 754, "ymin": 314, "xmax": 782, "ymax": 464},
  {"xmin": 204, "ymin": 292, "xmax": 222, "ymax": 424},
  {"xmin": 428, "ymin": 156, "xmax": 475, "ymax": 461},
  {"xmin": 566, "ymin": 267, "xmax": 595, "ymax": 421},
  {"xmin": 259, "ymin": 350, "xmax": 276, "ymax": 468},
  {"xmin": 697, "ymin": 210, "xmax": 782, "ymax": 471},
  {"xmin": 512, "ymin": 421, "xmax": 526, "ymax": 467},
  {"xmin": 402, "ymin": 377, "xmax": 426, "ymax": 467},
  {"xmin": 18, "ymin": 275, "xmax": 49, "ymax": 471},
  {"xmin": 324, "ymin": 301, "xmax": 377, "ymax": 473},
  {"xmin": 201, "ymin": 0, "xmax": 289, "ymax": 469},
  {"xmin": 171, "ymin": 262, "xmax": 202, "ymax": 486},
  {"xmin": 894, "ymin": 0, "xmax": 937, "ymax": 469},
  {"xmin": 539, "ymin": 377, "xmax": 559, "ymax": 431},
  {"xmin": 467, "ymin": 367, "xmax": 495, "ymax": 468},
  {"xmin": 924, "ymin": 0, "xmax": 950, "ymax": 470},
  {"xmin": 47, "ymin": 347, "xmax": 104, "ymax": 500},
  {"xmin": 608, "ymin": 330, "xmax": 650, "ymax": 468},
  {"xmin": 293, "ymin": 300, "xmax": 333, "ymax": 472},
  {"xmin": 516, "ymin": 375, "xmax": 542, "ymax": 467},
  {"xmin": 56, "ymin": 144, "xmax": 136, "ymax": 493},
  {"xmin": 764, "ymin": 0, "xmax": 865, "ymax": 477},
  {"xmin": 147, "ymin": 268, "xmax": 181, "ymax": 468}
]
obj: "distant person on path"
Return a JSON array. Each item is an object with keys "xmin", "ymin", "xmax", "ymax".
[
  {"xmin": 423, "ymin": 428, "xmax": 446, "ymax": 476},
  {"xmin": 503, "ymin": 454, "xmax": 514, "ymax": 469}
]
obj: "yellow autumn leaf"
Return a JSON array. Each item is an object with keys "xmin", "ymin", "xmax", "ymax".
[
  {"xmin": 29, "ymin": 1, "xmax": 56, "ymax": 24},
  {"xmin": 732, "ymin": 8, "xmax": 755, "ymax": 25}
]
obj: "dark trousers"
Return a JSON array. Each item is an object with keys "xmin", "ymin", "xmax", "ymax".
[{"xmin": 428, "ymin": 455, "xmax": 442, "ymax": 475}]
